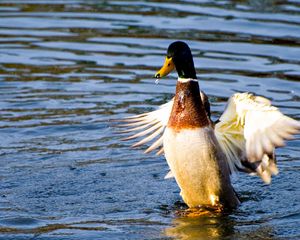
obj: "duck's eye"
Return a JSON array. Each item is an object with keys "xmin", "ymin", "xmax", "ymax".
[{"xmin": 168, "ymin": 64, "xmax": 170, "ymax": 67}]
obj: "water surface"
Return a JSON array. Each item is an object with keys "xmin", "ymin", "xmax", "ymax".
[{"xmin": 0, "ymin": 0, "xmax": 299, "ymax": 239}]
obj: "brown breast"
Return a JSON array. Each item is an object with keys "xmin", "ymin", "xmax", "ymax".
[{"xmin": 168, "ymin": 80, "xmax": 210, "ymax": 131}]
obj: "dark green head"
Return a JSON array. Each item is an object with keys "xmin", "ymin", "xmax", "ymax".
[{"xmin": 155, "ymin": 41, "xmax": 197, "ymax": 79}]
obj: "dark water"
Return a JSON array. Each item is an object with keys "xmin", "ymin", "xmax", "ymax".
[{"xmin": 0, "ymin": 0, "xmax": 299, "ymax": 239}]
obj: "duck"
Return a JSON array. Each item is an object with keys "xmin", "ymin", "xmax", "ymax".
[{"xmin": 119, "ymin": 41, "xmax": 300, "ymax": 209}]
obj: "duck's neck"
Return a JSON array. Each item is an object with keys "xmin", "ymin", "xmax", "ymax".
[
  {"xmin": 168, "ymin": 78, "xmax": 210, "ymax": 131},
  {"xmin": 174, "ymin": 55, "xmax": 197, "ymax": 79}
]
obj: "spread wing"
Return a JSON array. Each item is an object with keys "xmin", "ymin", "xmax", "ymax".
[
  {"xmin": 118, "ymin": 99, "xmax": 173, "ymax": 156},
  {"xmin": 215, "ymin": 92, "xmax": 300, "ymax": 183}
]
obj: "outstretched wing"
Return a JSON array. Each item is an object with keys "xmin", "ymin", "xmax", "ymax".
[
  {"xmin": 118, "ymin": 99, "xmax": 173, "ymax": 155},
  {"xmin": 215, "ymin": 92, "xmax": 300, "ymax": 183}
]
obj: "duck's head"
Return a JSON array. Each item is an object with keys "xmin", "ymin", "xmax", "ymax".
[{"xmin": 155, "ymin": 41, "xmax": 197, "ymax": 79}]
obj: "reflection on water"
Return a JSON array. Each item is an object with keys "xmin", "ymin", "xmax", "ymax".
[
  {"xmin": 165, "ymin": 214, "xmax": 278, "ymax": 240},
  {"xmin": 165, "ymin": 214, "xmax": 234, "ymax": 240},
  {"xmin": 0, "ymin": 0, "xmax": 299, "ymax": 239}
]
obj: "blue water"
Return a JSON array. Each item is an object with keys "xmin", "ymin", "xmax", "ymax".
[{"xmin": 0, "ymin": 0, "xmax": 299, "ymax": 239}]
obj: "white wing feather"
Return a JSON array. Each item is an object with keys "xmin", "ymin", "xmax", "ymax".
[
  {"xmin": 215, "ymin": 92, "xmax": 300, "ymax": 183},
  {"xmin": 119, "ymin": 99, "xmax": 173, "ymax": 155}
]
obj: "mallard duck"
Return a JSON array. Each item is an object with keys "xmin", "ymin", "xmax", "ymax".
[{"xmin": 119, "ymin": 41, "xmax": 300, "ymax": 209}]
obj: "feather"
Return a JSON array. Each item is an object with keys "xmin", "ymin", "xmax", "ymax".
[
  {"xmin": 164, "ymin": 171, "xmax": 174, "ymax": 179},
  {"xmin": 215, "ymin": 92, "xmax": 300, "ymax": 183},
  {"xmin": 117, "ymin": 99, "xmax": 173, "ymax": 152},
  {"xmin": 144, "ymin": 135, "xmax": 163, "ymax": 154},
  {"xmin": 122, "ymin": 122, "xmax": 162, "ymax": 141},
  {"xmin": 132, "ymin": 126, "xmax": 164, "ymax": 147}
]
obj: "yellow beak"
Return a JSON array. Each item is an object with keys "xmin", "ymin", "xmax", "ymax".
[{"xmin": 154, "ymin": 57, "xmax": 175, "ymax": 78}]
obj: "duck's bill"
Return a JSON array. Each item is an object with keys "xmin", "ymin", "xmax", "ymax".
[{"xmin": 154, "ymin": 57, "xmax": 175, "ymax": 78}]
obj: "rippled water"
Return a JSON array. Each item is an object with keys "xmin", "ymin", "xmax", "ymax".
[{"xmin": 0, "ymin": 0, "xmax": 299, "ymax": 239}]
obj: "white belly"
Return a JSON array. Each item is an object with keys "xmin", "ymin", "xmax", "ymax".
[{"xmin": 163, "ymin": 127, "xmax": 225, "ymax": 207}]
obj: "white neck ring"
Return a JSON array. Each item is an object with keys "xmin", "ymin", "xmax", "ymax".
[{"xmin": 178, "ymin": 78, "xmax": 198, "ymax": 83}]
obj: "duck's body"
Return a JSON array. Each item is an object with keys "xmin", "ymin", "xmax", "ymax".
[
  {"xmin": 163, "ymin": 79, "xmax": 239, "ymax": 208},
  {"xmin": 119, "ymin": 41, "xmax": 300, "ymax": 209}
]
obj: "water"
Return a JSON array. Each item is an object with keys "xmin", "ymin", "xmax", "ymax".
[{"xmin": 0, "ymin": 0, "xmax": 299, "ymax": 239}]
